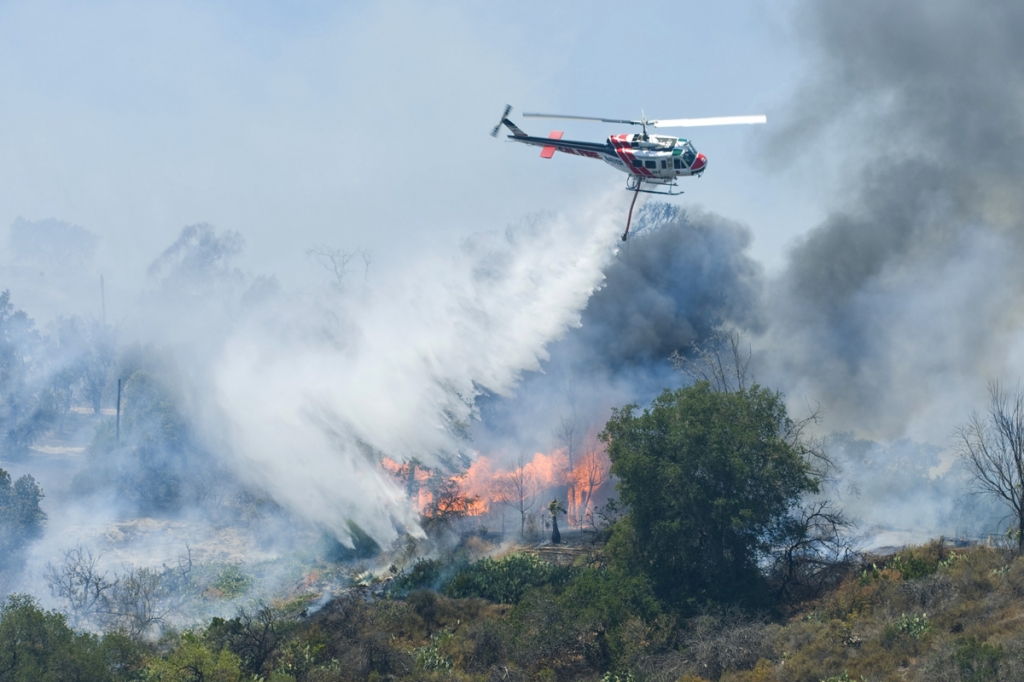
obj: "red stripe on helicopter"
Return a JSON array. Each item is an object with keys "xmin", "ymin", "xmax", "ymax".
[
  {"xmin": 539, "ymin": 131, "xmax": 563, "ymax": 159},
  {"xmin": 610, "ymin": 134, "xmax": 652, "ymax": 177}
]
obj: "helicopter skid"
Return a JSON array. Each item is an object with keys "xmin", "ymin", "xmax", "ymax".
[
  {"xmin": 625, "ymin": 175, "xmax": 683, "ymax": 196},
  {"xmin": 630, "ymin": 186, "xmax": 684, "ymax": 196}
]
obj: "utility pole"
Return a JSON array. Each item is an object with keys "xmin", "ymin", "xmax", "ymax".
[{"xmin": 116, "ymin": 378, "xmax": 121, "ymax": 443}]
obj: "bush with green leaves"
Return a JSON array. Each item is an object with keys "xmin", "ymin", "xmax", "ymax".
[
  {"xmin": 393, "ymin": 557, "xmax": 444, "ymax": 592},
  {"xmin": 952, "ymin": 637, "xmax": 1002, "ymax": 682},
  {"xmin": 445, "ymin": 553, "xmax": 572, "ymax": 604},
  {"xmin": 883, "ymin": 612, "xmax": 930, "ymax": 642},
  {"xmin": 211, "ymin": 564, "xmax": 253, "ymax": 599},
  {"xmin": 145, "ymin": 631, "xmax": 243, "ymax": 682}
]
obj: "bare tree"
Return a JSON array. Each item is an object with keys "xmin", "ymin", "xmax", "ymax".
[
  {"xmin": 769, "ymin": 501, "xmax": 856, "ymax": 602},
  {"xmin": 493, "ymin": 451, "xmax": 537, "ymax": 537},
  {"xmin": 44, "ymin": 545, "xmax": 116, "ymax": 628},
  {"xmin": 106, "ymin": 566, "xmax": 167, "ymax": 638},
  {"xmin": 956, "ymin": 382, "xmax": 1024, "ymax": 551},
  {"xmin": 554, "ymin": 414, "xmax": 583, "ymax": 473},
  {"xmin": 229, "ymin": 601, "xmax": 281, "ymax": 675},
  {"xmin": 671, "ymin": 327, "xmax": 752, "ymax": 393},
  {"xmin": 306, "ymin": 244, "xmax": 355, "ymax": 290},
  {"xmin": 574, "ymin": 446, "xmax": 608, "ymax": 532}
]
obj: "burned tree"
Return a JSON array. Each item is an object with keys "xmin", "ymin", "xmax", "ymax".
[
  {"xmin": 106, "ymin": 566, "xmax": 167, "ymax": 639},
  {"xmin": 421, "ymin": 476, "xmax": 478, "ymax": 537},
  {"xmin": 671, "ymin": 327, "xmax": 752, "ymax": 394},
  {"xmin": 44, "ymin": 545, "xmax": 115, "ymax": 628},
  {"xmin": 548, "ymin": 499, "xmax": 566, "ymax": 545},
  {"xmin": 573, "ymin": 446, "xmax": 608, "ymax": 532},
  {"xmin": 956, "ymin": 382, "xmax": 1024, "ymax": 551},
  {"xmin": 492, "ymin": 451, "xmax": 537, "ymax": 538}
]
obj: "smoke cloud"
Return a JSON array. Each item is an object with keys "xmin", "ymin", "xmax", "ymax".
[
  {"xmin": 759, "ymin": 0, "xmax": 1024, "ymax": 442},
  {"xmin": 208, "ymin": 196, "xmax": 625, "ymax": 546}
]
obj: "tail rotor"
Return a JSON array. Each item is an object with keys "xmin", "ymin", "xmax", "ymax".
[{"xmin": 490, "ymin": 104, "xmax": 513, "ymax": 137}]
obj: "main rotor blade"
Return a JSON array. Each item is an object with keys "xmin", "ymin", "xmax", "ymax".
[
  {"xmin": 523, "ymin": 112, "xmax": 641, "ymax": 126},
  {"xmin": 650, "ymin": 115, "xmax": 767, "ymax": 128}
]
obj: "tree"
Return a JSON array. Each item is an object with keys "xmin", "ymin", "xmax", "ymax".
[
  {"xmin": 492, "ymin": 451, "xmax": 536, "ymax": 537},
  {"xmin": 671, "ymin": 327, "xmax": 752, "ymax": 393},
  {"xmin": 548, "ymin": 499, "xmax": 566, "ymax": 545},
  {"xmin": 601, "ymin": 382, "xmax": 819, "ymax": 609},
  {"xmin": 206, "ymin": 602, "xmax": 281, "ymax": 676},
  {"xmin": 145, "ymin": 631, "xmax": 242, "ymax": 682},
  {"xmin": 0, "ymin": 468, "xmax": 46, "ymax": 570},
  {"xmin": 0, "ymin": 594, "xmax": 134, "ymax": 682},
  {"xmin": 956, "ymin": 382, "xmax": 1024, "ymax": 551},
  {"xmin": 572, "ymin": 446, "xmax": 608, "ymax": 532},
  {"xmin": 44, "ymin": 545, "xmax": 116, "ymax": 629},
  {"xmin": 421, "ymin": 476, "xmax": 478, "ymax": 537},
  {"xmin": 0, "ymin": 291, "xmax": 53, "ymax": 459},
  {"xmin": 106, "ymin": 567, "xmax": 166, "ymax": 639}
]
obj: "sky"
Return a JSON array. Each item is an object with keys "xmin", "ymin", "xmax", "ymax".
[{"xmin": 0, "ymin": 0, "xmax": 821, "ymax": 306}]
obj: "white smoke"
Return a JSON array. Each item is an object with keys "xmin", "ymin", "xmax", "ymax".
[{"xmin": 210, "ymin": 193, "xmax": 631, "ymax": 547}]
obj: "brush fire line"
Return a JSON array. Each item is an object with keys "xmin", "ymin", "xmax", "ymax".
[{"xmin": 381, "ymin": 449, "xmax": 611, "ymax": 531}]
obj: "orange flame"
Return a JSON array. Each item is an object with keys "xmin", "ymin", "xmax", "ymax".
[{"xmin": 382, "ymin": 445, "xmax": 611, "ymax": 526}]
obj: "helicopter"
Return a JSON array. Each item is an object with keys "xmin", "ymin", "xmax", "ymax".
[{"xmin": 491, "ymin": 105, "xmax": 766, "ymax": 240}]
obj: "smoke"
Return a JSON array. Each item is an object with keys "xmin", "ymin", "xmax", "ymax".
[
  {"xmin": 208, "ymin": 196, "xmax": 625, "ymax": 547},
  {"xmin": 471, "ymin": 203, "xmax": 764, "ymax": 457},
  {"xmin": 10, "ymin": 0, "xmax": 1024, "ymax": 601},
  {"xmin": 760, "ymin": 0, "xmax": 1024, "ymax": 441}
]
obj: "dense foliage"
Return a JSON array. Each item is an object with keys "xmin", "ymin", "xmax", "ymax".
[
  {"xmin": 0, "ymin": 595, "xmax": 143, "ymax": 682},
  {"xmin": 602, "ymin": 382, "xmax": 818, "ymax": 610},
  {"xmin": 0, "ymin": 467, "xmax": 45, "ymax": 571}
]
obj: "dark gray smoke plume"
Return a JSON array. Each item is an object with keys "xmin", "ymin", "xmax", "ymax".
[
  {"xmin": 761, "ymin": 0, "xmax": 1024, "ymax": 440},
  {"xmin": 474, "ymin": 204, "xmax": 764, "ymax": 454}
]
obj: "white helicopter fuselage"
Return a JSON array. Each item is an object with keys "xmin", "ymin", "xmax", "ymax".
[{"xmin": 500, "ymin": 120, "xmax": 708, "ymax": 186}]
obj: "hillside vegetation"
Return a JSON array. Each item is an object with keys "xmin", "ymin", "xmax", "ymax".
[{"xmin": 5, "ymin": 541, "xmax": 1024, "ymax": 681}]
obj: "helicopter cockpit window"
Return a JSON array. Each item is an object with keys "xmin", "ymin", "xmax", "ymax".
[
  {"xmin": 673, "ymin": 158, "xmax": 682, "ymax": 169},
  {"xmin": 681, "ymin": 142, "xmax": 697, "ymax": 167}
]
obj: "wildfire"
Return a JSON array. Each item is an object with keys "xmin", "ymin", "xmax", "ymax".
[{"xmin": 380, "ymin": 445, "xmax": 611, "ymax": 528}]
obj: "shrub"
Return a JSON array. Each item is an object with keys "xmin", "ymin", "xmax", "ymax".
[
  {"xmin": 952, "ymin": 637, "xmax": 1001, "ymax": 682},
  {"xmin": 211, "ymin": 565, "xmax": 253, "ymax": 599},
  {"xmin": 445, "ymin": 553, "xmax": 570, "ymax": 605},
  {"xmin": 882, "ymin": 613, "xmax": 931, "ymax": 643},
  {"xmin": 393, "ymin": 558, "xmax": 444, "ymax": 592}
]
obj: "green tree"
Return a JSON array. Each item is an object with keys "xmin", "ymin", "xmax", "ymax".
[
  {"xmin": 145, "ymin": 631, "xmax": 242, "ymax": 682},
  {"xmin": 601, "ymin": 382, "xmax": 817, "ymax": 609},
  {"xmin": 0, "ymin": 468, "xmax": 45, "ymax": 570},
  {"xmin": 0, "ymin": 594, "xmax": 111, "ymax": 682}
]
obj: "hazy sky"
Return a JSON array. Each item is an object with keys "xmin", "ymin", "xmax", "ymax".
[{"xmin": 0, "ymin": 0, "xmax": 823, "ymax": 298}]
